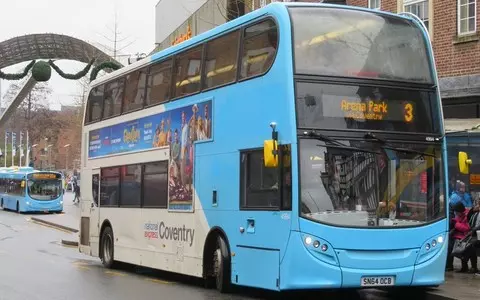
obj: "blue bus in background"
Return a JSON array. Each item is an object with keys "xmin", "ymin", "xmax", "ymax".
[
  {"xmin": 0, "ymin": 167, "xmax": 64, "ymax": 213},
  {"xmin": 79, "ymin": 2, "xmax": 448, "ymax": 293}
]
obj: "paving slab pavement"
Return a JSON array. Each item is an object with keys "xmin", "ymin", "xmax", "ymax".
[
  {"xmin": 29, "ymin": 192, "xmax": 79, "ymax": 245},
  {"xmin": 429, "ymin": 270, "xmax": 480, "ymax": 300}
]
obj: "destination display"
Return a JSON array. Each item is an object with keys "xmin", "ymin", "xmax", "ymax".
[
  {"xmin": 338, "ymin": 98, "xmax": 415, "ymax": 123},
  {"xmin": 296, "ymin": 82, "xmax": 436, "ymax": 134},
  {"xmin": 28, "ymin": 173, "xmax": 61, "ymax": 180}
]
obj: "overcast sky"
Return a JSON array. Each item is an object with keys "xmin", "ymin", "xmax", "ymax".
[{"xmin": 0, "ymin": 0, "xmax": 158, "ymax": 110}]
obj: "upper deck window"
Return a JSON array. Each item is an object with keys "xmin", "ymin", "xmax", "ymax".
[
  {"xmin": 289, "ymin": 7, "xmax": 433, "ymax": 84},
  {"xmin": 103, "ymin": 78, "xmax": 124, "ymax": 119},
  {"xmin": 240, "ymin": 19, "xmax": 278, "ymax": 79},
  {"xmin": 173, "ymin": 46, "xmax": 203, "ymax": 98},
  {"xmin": 146, "ymin": 59, "xmax": 173, "ymax": 106},
  {"xmin": 204, "ymin": 30, "xmax": 240, "ymax": 89},
  {"xmin": 86, "ymin": 85, "xmax": 104, "ymax": 123},
  {"xmin": 123, "ymin": 69, "xmax": 146, "ymax": 112}
]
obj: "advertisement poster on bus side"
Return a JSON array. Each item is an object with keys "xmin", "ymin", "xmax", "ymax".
[{"xmin": 88, "ymin": 100, "xmax": 212, "ymax": 211}]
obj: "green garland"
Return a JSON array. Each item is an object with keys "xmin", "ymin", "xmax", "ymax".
[
  {"xmin": 90, "ymin": 61, "xmax": 122, "ymax": 81},
  {"xmin": 1, "ymin": 58, "xmax": 121, "ymax": 82},
  {"xmin": 0, "ymin": 60, "xmax": 36, "ymax": 80},
  {"xmin": 48, "ymin": 59, "xmax": 95, "ymax": 80}
]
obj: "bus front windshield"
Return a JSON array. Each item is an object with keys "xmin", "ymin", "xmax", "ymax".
[
  {"xmin": 27, "ymin": 179, "xmax": 62, "ymax": 201},
  {"xmin": 289, "ymin": 7, "xmax": 433, "ymax": 84},
  {"xmin": 299, "ymin": 138, "xmax": 445, "ymax": 228}
]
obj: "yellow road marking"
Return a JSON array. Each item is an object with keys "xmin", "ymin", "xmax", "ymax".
[
  {"xmin": 75, "ymin": 265, "xmax": 90, "ymax": 270},
  {"xmin": 105, "ymin": 270, "xmax": 127, "ymax": 277},
  {"xmin": 145, "ymin": 278, "xmax": 173, "ymax": 284}
]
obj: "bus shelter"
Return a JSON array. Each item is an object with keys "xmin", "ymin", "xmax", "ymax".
[{"xmin": 445, "ymin": 118, "xmax": 480, "ymax": 201}]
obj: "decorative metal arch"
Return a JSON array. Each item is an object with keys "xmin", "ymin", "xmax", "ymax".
[
  {"xmin": 0, "ymin": 33, "xmax": 122, "ymax": 69},
  {"xmin": 0, "ymin": 33, "xmax": 123, "ymax": 131}
]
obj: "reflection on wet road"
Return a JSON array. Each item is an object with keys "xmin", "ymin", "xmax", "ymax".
[{"xmin": 0, "ymin": 208, "xmax": 440, "ymax": 300}]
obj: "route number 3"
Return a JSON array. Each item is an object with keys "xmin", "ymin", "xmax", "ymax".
[{"xmin": 404, "ymin": 103, "xmax": 413, "ymax": 123}]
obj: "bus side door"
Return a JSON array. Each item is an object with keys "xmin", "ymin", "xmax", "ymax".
[
  {"xmin": 80, "ymin": 169, "xmax": 100, "ymax": 255},
  {"xmin": 234, "ymin": 147, "xmax": 292, "ymax": 290}
]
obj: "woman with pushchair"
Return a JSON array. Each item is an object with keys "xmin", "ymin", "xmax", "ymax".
[
  {"xmin": 464, "ymin": 200, "xmax": 480, "ymax": 275},
  {"xmin": 446, "ymin": 202, "xmax": 472, "ymax": 272},
  {"xmin": 447, "ymin": 200, "xmax": 480, "ymax": 275}
]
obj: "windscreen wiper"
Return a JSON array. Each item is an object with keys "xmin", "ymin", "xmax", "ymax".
[
  {"xmin": 364, "ymin": 132, "xmax": 435, "ymax": 157},
  {"xmin": 303, "ymin": 130, "xmax": 380, "ymax": 154}
]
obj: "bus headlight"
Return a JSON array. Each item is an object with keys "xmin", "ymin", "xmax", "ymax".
[
  {"xmin": 415, "ymin": 233, "xmax": 446, "ymax": 265},
  {"xmin": 60, "ymin": 201, "xmax": 63, "ymax": 204},
  {"xmin": 304, "ymin": 236, "xmax": 313, "ymax": 245},
  {"xmin": 26, "ymin": 201, "xmax": 30, "ymax": 206},
  {"xmin": 301, "ymin": 233, "xmax": 338, "ymax": 266}
]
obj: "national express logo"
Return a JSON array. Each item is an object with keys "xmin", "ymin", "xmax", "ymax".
[
  {"xmin": 123, "ymin": 126, "xmax": 140, "ymax": 144},
  {"xmin": 144, "ymin": 222, "xmax": 195, "ymax": 247}
]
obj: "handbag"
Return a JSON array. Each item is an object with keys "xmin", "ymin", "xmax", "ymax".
[{"xmin": 452, "ymin": 235, "xmax": 473, "ymax": 258}]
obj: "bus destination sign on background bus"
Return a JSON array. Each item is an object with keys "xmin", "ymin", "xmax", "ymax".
[
  {"xmin": 88, "ymin": 100, "xmax": 212, "ymax": 159},
  {"xmin": 28, "ymin": 173, "xmax": 60, "ymax": 180}
]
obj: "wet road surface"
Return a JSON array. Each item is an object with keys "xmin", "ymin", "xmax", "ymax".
[{"xmin": 0, "ymin": 206, "xmax": 445, "ymax": 300}]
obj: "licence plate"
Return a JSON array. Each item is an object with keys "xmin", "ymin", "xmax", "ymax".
[{"xmin": 361, "ymin": 276, "xmax": 395, "ymax": 287}]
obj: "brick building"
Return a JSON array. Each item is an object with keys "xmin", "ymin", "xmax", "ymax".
[{"xmin": 347, "ymin": 0, "xmax": 480, "ymax": 119}]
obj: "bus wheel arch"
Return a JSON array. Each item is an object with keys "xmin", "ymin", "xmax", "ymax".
[
  {"xmin": 202, "ymin": 227, "xmax": 231, "ymax": 293},
  {"xmin": 99, "ymin": 220, "xmax": 115, "ymax": 268}
]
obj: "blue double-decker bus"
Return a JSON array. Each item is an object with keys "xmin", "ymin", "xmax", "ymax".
[
  {"xmin": 79, "ymin": 2, "xmax": 447, "ymax": 293},
  {"xmin": 0, "ymin": 167, "xmax": 64, "ymax": 213}
]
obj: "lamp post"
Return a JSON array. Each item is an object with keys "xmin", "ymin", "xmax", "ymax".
[
  {"xmin": 64, "ymin": 144, "xmax": 70, "ymax": 172},
  {"xmin": 47, "ymin": 144, "xmax": 53, "ymax": 171},
  {"xmin": 30, "ymin": 144, "xmax": 38, "ymax": 168}
]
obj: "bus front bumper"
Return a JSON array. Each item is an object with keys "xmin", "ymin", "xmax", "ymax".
[
  {"xmin": 23, "ymin": 200, "xmax": 63, "ymax": 213},
  {"xmin": 279, "ymin": 231, "xmax": 447, "ymax": 290}
]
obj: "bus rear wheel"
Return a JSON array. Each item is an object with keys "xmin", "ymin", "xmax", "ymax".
[
  {"xmin": 212, "ymin": 236, "xmax": 231, "ymax": 293},
  {"xmin": 100, "ymin": 227, "xmax": 115, "ymax": 268}
]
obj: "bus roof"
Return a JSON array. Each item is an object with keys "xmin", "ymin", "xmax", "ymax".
[{"xmin": 88, "ymin": 2, "xmax": 419, "ymax": 89}]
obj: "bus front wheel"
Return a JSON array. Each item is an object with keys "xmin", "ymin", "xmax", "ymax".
[
  {"xmin": 213, "ymin": 236, "xmax": 231, "ymax": 293},
  {"xmin": 100, "ymin": 226, "xmax": 115, "ymax": 268}
]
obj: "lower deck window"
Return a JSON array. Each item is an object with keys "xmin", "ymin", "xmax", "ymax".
[
  {"xmin": 100, "ymin": 167, "xmax": 120, "ymax": 206},
  {"xmin": 240, "ymin": 146, "xmax": 292, "ymax": 210},
  {"xmin": 99, "ymin": 161, "xmax": 168, "ymax": 208},
  {"xmin": 143, "ymin": 162, "xmax": 168, "ymax": 208}
]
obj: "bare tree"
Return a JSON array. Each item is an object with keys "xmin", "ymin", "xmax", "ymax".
[
  {"xmin": 0, "ymin": 81, "xmax": 71, "ymax": 167},
  {"xmin": 94, "ymin": 9, "xmax": 137, "ymax": 64}
]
